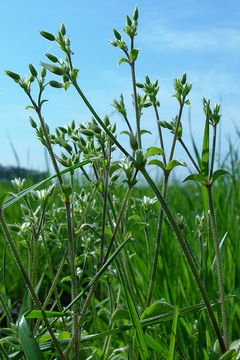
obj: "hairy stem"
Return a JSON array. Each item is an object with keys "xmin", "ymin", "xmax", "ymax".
[{"xmin": 207, "ymin": 185, "xmax": 228, "ymax": 349}]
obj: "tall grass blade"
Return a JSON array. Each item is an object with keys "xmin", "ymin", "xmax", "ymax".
[
  {"xmin": 17, "ymin": 316, "xmax": 44, "ymax": 360},
  {"xmin": 167, "ymin": 304, "xmax": 179, "ymax": 360}
]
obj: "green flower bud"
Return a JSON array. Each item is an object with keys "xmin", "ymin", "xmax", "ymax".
[
  {"xmin": 62, "ymin": 74, "xmax": 69, "ymax": 83},
  {"xmin": 45, "ymin": 53, "xmax": 58, "ymax": 63},
  {"xmin": 60, "ymin": 22, "xmax": 66, "ymax": 36},
  {"xmin": 130, "ymin": 132, "xmax": 138, "ymax": 151},
  {"xmin": 65, "ymin": 36, "xmax": 70, "ymax": 46},
  {"xmin": 29, "ymin": 117, "xmax": 37, "ymax": 129},
  {"xmin": 126, "ymin": 15, "xmax": 132, "ymax": 26},
  {"xmin": 181, "ymin": 72, "xmax": 186, "ymax": 85},
  {"xmin": 29, "ymin": 64, "xmax": 38, "ymax": 77},
  {"xmin": 134, "ymin": 150, "xmax": 147, "ymax": 170},
  {"xmin": 113, "ymin": 28, "xmax": 122, "ymax": 40},
  {"xmin": 133, "ymin": 6, "xmax": 139, "ymax": 21},
  {"xmin": 40, "ymin": 31, "xmax": 55, "ymax": 41},
  {"xmin": 62, "ymin": 184, "xmax": 72, "ymax": 202},
  {"xmin": 80, "ymin": 129, "xmax": 94, "ymax": 137},
  {"xmin": 5, "ymin": 70, "xmax": 21, "ymax": 82},
  {"xmin": 48, "ymin": 65, "xmax": 64, "ymax": 75},
  {"xmin": 109, "ymin": 40, "xmax": 118, "ymax": 47},
  {"xmin": 40, "ymin": 67, "xmax": 46, "ymax": 78},
  {"xmin": 104, "ymin": 115, "xmax": 110, "ymax": 126},
  {"xmin": 49, "ymin": 80, "xmax": 63, "ymax": 88}
]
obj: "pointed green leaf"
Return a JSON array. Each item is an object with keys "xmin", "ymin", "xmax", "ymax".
[
  {"xmin": 201, "ymin": 100, "xmax": 210, "ymax": 177},
  {"xmin": 168, "ymin": 305, "xmax": 179, "ymax": 360},
  {"xmin": 145, "ymin": 146, "xmax": 164, "ymax": 159},
  {"xmin": 25, "ymin": 310, "xmax": 66, "ymax": 319},
  {"xmin": 118, "ymin": 58, "xmax": 129, "ymax": 66},
  {"xmin": 0, "ymin": 193, "xmax": 11, "ymax": 208},
  {"xmin": 17, "ymin": 316, "xmax": 44, "ymax": 360},
  {"xmin": 219, "ymin": 349, "xmax": 236, "ymax": 360},
  {"xmin": 210, "ymin": 169, "xmax": 230, "ymax": 184},
  {"xmin": 141, "ymin": 301, "xmax": 174, "ymax": 320},
  {"xmin": 112, "ymin": 308, "xmax": 130, "ymax": 321},
  {"xmin": 165, "ymin": 160, "xmax": 186, "ymax": 172},
  {"xmin": 183, "ymin": 174, "xmax": 208, "ymax": 186},
  {"xmin": 129, "ymin": 48, "xmax": 139, "ymax": 62},
  {"xmin": 147, "ymin": 159, "xmax": 165, "ymax": 170},
  {"xmin": 145, "ymin": 333, "xmax": 168, "ymax": 359}
]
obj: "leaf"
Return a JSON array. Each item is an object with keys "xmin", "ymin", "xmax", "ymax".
[
  {"xmin": 129, "ymin": 49, "xmax": 139, "ymax": 62},
  {"xmin": 17, "ymin": 316, "xmax": 44, "ymax": 360},
  {"xmin": 168, "ymin": 305, "xmax": 179, "ymax": 360},
  {"xmin": 145, "ymin": 333, "xmax": 168, "ymax": 359},
  {"xmin": 201, "ymin": 100, "xmax": 210, "ymax": 177},
  {"xmin": 165, "ymin": 160, "xmax": 186, "ymax": 172},
  {"xmin": 112, "ymin": 308, "xmax": 130, "ymax": 321},
  {"xmin": 119, "ymin": 274, "xmax": 150, "ymax": 360},
  {"xmin": 219, "ymin": 349, "xmax": 236, "ymax": 360},
  {"xmin": 25, "ymin": 310, "xmax": 66, "ymax": 319},
  {"xmin": 141, "ymin": 301, "xmax": 174, "ymax": 320},
  {"xmin": 140, "ymin": 130, "xmax": 151, "ymax": 135},
  {"xmin": 183, "ymin": 174, "xmax": 208, "ymax": 186},
  {"xmin": 210, "ymin": 169, "xmax": 230, "ymax": 184},
  {"xmin": 147, "ymin": 159, "xmax": 165, "ymax": 170},
  {"xmin": 118, "ymin": 58, "xmax": 129, "ymax": 66},
  {"xmin": 145, "ymin": 146, "xmax": 164, "ymax": 159}
]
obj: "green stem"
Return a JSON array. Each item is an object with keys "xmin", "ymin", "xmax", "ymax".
[
  {"xmin": 130, "ymin": 61, "xmax": 141, "ymax": 149},
  {"xmin": 65, "ymin": 199, "xmax": 79, "ymax": 359},
  {"xmin": 178, "ymin": 137, "xmax": 201, "ymax": 174},
  {"xmin": 168, "ymin": 103, "xmax": 184, "ymax": 162},
  {"xmin": 153, "ymin": 103, "xmax": 166, "ymax": 167},
  {"xmin": 0, "ymin": 209, "xmax": 66, "ymax": 360},
  {"xmin": 146, "ymin": 175, "xmax": 168, "ymax": 307},
  {"xmin": 207, "ymin": 185, "xmax": 228, "ymax": 349}
]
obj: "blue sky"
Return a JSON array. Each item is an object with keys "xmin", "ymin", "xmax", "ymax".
[{"xmin": 1, "ymin": 0, "xmax": 240, "ymax": 173}]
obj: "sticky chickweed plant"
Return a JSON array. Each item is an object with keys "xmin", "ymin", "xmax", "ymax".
[{"xmin": 1, "ymin": 6, "xmax": 239, "ymax": 360}]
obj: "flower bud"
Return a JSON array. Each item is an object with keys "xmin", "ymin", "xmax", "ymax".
[
  {"xmin": 133, "ymin": 6, "xmax": 139, "ymax": 21},
  {"xmin": 40, "ymin": 67, "xmax": 46, "ymax": 78},
  {"xmin": 48, "ymin": 65, "xmax": 64, "ymax": 76},
  {"xmin": 130, "ymin": 133, "xmax": 138, "ymax": 151},
  {"xmin": 5, "ymin": 70, "xmax": 21, "ymax": 82},
  {"xmin": 49, "ymin": 80, "xmax": 63, "ymax": 88},
  {"xmin": 181, "ymin": 72, "xmax": 186, "ymax": 85},
  {"xmin": 45, "ymin": 53, "xmax": 58, "ymax": 63},
  {"xmin": 113, "ymin": 28, "xmax": 122, "ymax": 40},
  {"xmin": 40, "ymin": 31, "xmax": 55, "ymax": 41},
  {"xmin": 29, "ymin": 64, "xmax": 38, "ymax": 77},
  {"xmin": 60, "ymin": 22, "xmax": 66, "ymax": 36},
  {"xmin": 29, "ymin": 117, "xmax": 37, "ymax": 129}
]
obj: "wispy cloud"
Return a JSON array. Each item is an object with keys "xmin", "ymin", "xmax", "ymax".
[{"xmin": 140, "ymin": 24, "xmax": 240, "ymax": 53}]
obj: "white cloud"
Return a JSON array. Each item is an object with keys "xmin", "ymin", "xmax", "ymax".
[{"xmin": 140, "ymin": 24, "xmax": 240, "ymax": 53}]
